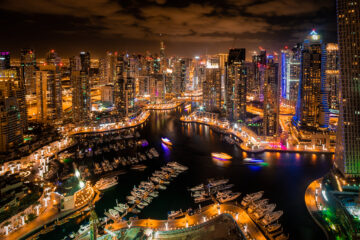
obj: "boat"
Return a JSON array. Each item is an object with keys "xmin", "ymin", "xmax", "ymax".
[
  {"xmin": 132, "ymin": 208, "xmax": 140, "ymax": 214},
  {"xmin": 69, "ymin": 232, "xmax": 75, "ymax": 238},
  {"xmin": 211, "ymin": 152, "xmax": 232, "ymax": 160},
  {"xmin": 126, "ymin": 195, "xmax": 136, "ymax": 201},
  {"xmin": 266, "ymin": 222, "xmax": 282, "ymax": 233},
  {"xmin": 158, "ymin": 184, "xmax": 166, "ymax": 190},
  {"xmin": 218, "ymin": 192, "xmax": 241, "ymax": 203},
  {"xmin": 114, "ymin": 206, "xmax": 126, "ymax": 213},
  {"xmin": 247, "ymin": 199, "xmax": 269, "ymax": 213},
  {"xmin": 151, "ymin": 177, "xmax": 161, "ymax": 183},
  {"xmin": 254, "ymin": 203, "xmax": 276, "ymax": 219},
  {"xmin": 244, "ymin": 158, "xmax": 264, "ymax": 163},
  {"xmin": 168, "ymin": 210, "xmax": 183, "ymax": 218},
  {"xmin": 146, "ymin": 152, "xmax": 153, "ymax": 159},
  {"xmin": 261, "ymin": 211, "xmax": 284, "ymax": 225},
  {"xmin": 94, "ymin": 177, "xmax": 118, "ymax": 191},
  {"xmin": 241, "ymin": 191, "xmax": 264, "ymax": 207},
  {"xmin": 108, "ymin": 209, "xmax": 120, "ymax": 219},
  {"xmin": 209, "ymin": 178, "xmax": 229, "ymax": 187},
  {"xmin": 189, "ymin": 184, "xmax": 204, "ymax": 191},
  {"xmin": 216, "ymin": 190, "xmax": 232, "ymax": 198},
  {"xmin": 275, "ymin": 233, "xmax": 289, "ymax": 240},
  {"xmin": 150, "ymin": 148, "xmax": 159, "ymax": 157},
  {"xmin": 161, "ymin": 137, "xmax": 173, "ymax": 146},
  {"xmin": 131, "ymin": 165, "xmax": 147, "ymax": 171},
  {"xmin": 149, "ymin": 191, "xmax": 159, "ymax": 197},
  {"xmin": 194, "ymin": 196, "xmax": 209, "ymax": 203}
]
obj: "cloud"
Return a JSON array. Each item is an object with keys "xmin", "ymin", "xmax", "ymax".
[
  {"xmin": 0, "ymin": 0, "xmax": 336, "ymax": 53},
  {"xmin": 246, "ymin": 0, "xmax": 330, "ymax": 16}
]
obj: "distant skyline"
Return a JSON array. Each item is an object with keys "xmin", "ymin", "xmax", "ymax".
[{"xmin": 0, "ymin": 0, "xmax": 337, "ymax": 58}]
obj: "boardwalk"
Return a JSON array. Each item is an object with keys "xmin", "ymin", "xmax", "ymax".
[{"xmin": 105, "ymin": 203, "xmax": 266, "ymax": 240}]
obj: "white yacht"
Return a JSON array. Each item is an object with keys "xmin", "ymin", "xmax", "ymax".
[
  {"xmin": 168, "ymin": 210, "xmax": 183, "ymax": 218},
  {"xmin": 218, "ymin": 192, "xmax": 241, "ymax": 203},
  {"xmin": 241, "ymin": 191, "xmax": 264, "ymax": 207},
  {"xmin": 209, "ymin": 179, "xmax": 229, "ymax": 187},
  {"xmin": 261, "ymin": 211, "xmax": 283, "ymax": 226},
  {"xmin": 189, "ymin": 184, "xmax": 204, "ymax": 192},
  {"xmin": 94, "ymin": 177, "xmax": 118, "ymax": 191}
]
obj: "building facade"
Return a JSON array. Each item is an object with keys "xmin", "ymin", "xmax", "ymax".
[{"xmin": 335, "ymin": 0, "xmax": 360, "ymax": 178}]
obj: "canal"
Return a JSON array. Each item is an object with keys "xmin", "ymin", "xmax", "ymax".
[{"xmin": 39, "ymin": 106, "xmax": 331, "ymax": 240}]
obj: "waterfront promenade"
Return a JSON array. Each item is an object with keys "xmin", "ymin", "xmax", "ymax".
[
  {"xmin": 145, "ymin": 102, "xmax": 183, "ymax": 110},
  {"xmin": 305, "ymin": 178, "xmax": 330, "ymax": 240},
  {"xmin": 105, "ymin": 203, "xmax": 266, "ymax": 240},
  {"xmin": 181, "ymin": 112, "xmax": 334, "ymax": 154},
  {"xmin": 69, "ymin": 111, "xmax": 150, "ymax": 135}
]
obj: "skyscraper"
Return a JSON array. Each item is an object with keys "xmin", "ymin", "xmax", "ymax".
[
  {"xmin": 71, "ymin": 52, "xmax": 91, "ymax": 124},
  {"xmin": 203, "ymin": 56, "xmax": 221, "ymax": 111},
  {"xmin": 46, "ymin": 49, "xmax": 61, "ymax": 66},
  {"xmin": 335, "ymin": 0, "xmax": 360, "ymax": 178},
  {"xmin": 36, "ymin": 65, "xmax": 62, "ymax": 123},
  {"xmin": 20, "ymin": 48, "xmax": 36, "ymax": 95},
  {"xmin": 0, "ymin": 69, "xmax": 26, "ymax": 152},
  {"xmin": 0, "ymin": 52, "xmax": 10, "ymax": 70},
  {"xmin": 0, "ymin": 69, "xmax": 27, "ymax": 131},
  {"xmin": 293, "ymin": 30, "xmax": 329, "ymax": 131},
  {"xmin": 225, "ymin": 48, "xmax": 247, "ymax": 122},
  {"xmin": 325, "ymin": 43, "xmax": 340, "ymax": 114},
  {"xmin": 263, "ymin": 56, "xmax": 280, "ymax": 136},
  {"xmin": 114, "ymin": 54, "xmax": 135, "ymax": 117},
  {"xmin": 280, "ymin": 45, "xmax": 301, "ymax": 108}
]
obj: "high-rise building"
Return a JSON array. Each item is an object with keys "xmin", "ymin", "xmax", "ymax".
[
  {"xmin": 0, "ymin": 69, "xmax": 26, "ymax": 152},
  {"xmin": 80, "ymin": 51, "xmax": 90, "ymax": 74},
  {"xmin": 46, "ymin": 49, "xmax": 61, "ymax": 66},
  {"xmin": 293, "ymin": 30, "xmax": 329, "ymax": 131},
  {"xmin": 334, "ymin": 0, "xmax": 360, "ymax": 178},
  {"xmin": 0, "ymin": 69, "xmax": 27, "ymax": 131},
  {"xmin": 36, "ymin": 65, "xmax": 62, "ymax": 123},
  {"xmin": 0, "ymin": 52, "xmax": 10, "ymax": 70},
  {"xmin": 263, "ymin": 56, "xmax": 280, "ymax": 136},
  {"xmin": 203, "ymin": 56, "xmax": 221, "ymax": 111},
  {"xmin": 114, "ymin": 54, "xmax": 135, "ymax": 117},
  {"xmin": 0, "ymin": 93, "xmax": 23, "ymax": 153},
  {"xmin": 325, "ymin": 43, "xmax": 340, "ymax": 114},
  {"xmin": 252, "ymin": 49, "xmax": 267, "ymax": 101},
  {"xmin": 71, "ymin": 52, "xmax": 91, "ymax": 123},
  {"xmin": 225, "ymin": 48, "xmax": 247, "ymax": 122},
  {"xmin": 20, "ymin": 48, "xmax": 36, "ymax": 95},
  {"xmin": 280, "ymin": 45, "xmax": 301, "ymax": 108}
]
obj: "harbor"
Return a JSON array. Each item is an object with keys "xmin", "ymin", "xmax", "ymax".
[{"xmin": 29, "ymin": 108, "xmax": 331, "ymax": 240}]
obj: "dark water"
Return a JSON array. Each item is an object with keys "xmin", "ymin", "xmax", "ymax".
[{"xmin": 39, "ymin": 107, "xmax": 331, "ymax": 240}]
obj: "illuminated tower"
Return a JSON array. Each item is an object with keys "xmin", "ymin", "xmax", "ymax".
[
  {"xmin": 325, "ymin": 43, "xmax": 340, "ymax": 114},
  {"xmin": 225, "ymin": 48, "xmax": 246, "ymax": 122},
  {"xmin": 263, "ymin": 56, "xmax": 279, "ymax": 136},
  {"xmin": 203, "ymin": 56, "xmax": 221, "ymax": 111},
  {"xmin": 114, "ymin": 54, "xmax": 135, "ymax": 117},
  {"xmin": 20, "ymin": 48, "xmax": 36, "ymax": 95},
  {"xmin": 71, "ymin": 52, "xmax": 91, "ymax": 124},
  {"xmin": 335, "ymin": 0, "xmax": 360, "ymax": 178},
  {"xmin": 280, "ymin": 45, "xmax": 301, "ymax": 108},
  {"xmin": 293, "ymin": 30, "xmax": 329, "ymax": 131},
  {"xmin": 0, "ymin": 69, "xmax": 25, "ymax": 152},
  {"xmin": 0, "ymin": 52, "xmax": 10, "ymax": 70},
  {"xmin": 36, "ymin": 65, "xmax": 62, "ymax": 123}
]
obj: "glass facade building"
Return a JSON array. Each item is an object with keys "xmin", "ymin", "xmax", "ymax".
[{"xmin": 335, "ymin": 0, "xmax": 360, "ymax": 178}]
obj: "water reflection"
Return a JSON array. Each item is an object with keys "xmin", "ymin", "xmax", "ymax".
[{"xmin": 212, "ymin": 157, "xmax": 231, "ymax": 167}]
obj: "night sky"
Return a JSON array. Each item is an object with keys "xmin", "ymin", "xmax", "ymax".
[{"xmin": 0, "ymin": 0, "xmax": 337, "ymax": 58}]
